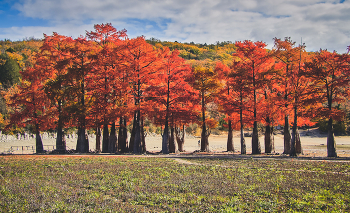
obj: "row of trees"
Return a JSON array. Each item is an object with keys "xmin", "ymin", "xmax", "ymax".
[
  {"xmin": 4, "ymin": 24, "xmax": 199, "ymax": 155},
  {"xmin": 3, "ymin": 24, "xmax": 350, "ymax": 157},
  {"xmin": 217, "ymin": 39, "xmax": 350, "ymax": 157}
]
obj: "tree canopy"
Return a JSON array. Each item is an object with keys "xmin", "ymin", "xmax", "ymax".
[{"xmin": 2, "ymin": 25, "xmax": 350, "ymax": 157}]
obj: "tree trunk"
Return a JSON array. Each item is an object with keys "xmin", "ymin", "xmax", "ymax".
[
  {"xmin": 251, "ymin": 121, "xmax": 261, "ymax": 154},
  {"xmin": 227, "ymin": 120, "xmax": 234, "ymax": 152},
  {"xmin": 271, "ymin": 126, "xmax": 275, "ymax": 152},
  {"xmin": 56, "ymin": 126, "xmax": 66, "ymax": 154},
  {"xmin": 109, "ymin": 122, "xmax": 117, "ymax": 153},
  {"xmin": 240, "ymin": 130, "xmax": 246, "ymax": 154},
  {"xmin": 251, "ymin": 61, "xmax": 260, "ymax": 155},
  {"xmin": 133, "ymin": 123, "xmax": 141, "ymax": 153},
  {"xmin": 201, "ymin": 123, "xmax": 209, "ymax": 152},
  {"xmin": 264, "ymin": 122, "xmax": 274, "ymax": 153},
  {"xmin": 175, "ymin": 125, "xmax": 185, "ymax": 152},
  {"xmin": 295, "ymin": 129, "xmax": 302, "ymax": 154},
  {"xmin": 327, "ymin": 118, "xmax": 337, "ymax": 157},
  {"xmin": 123, "ymin": 118, "xmax": 128, "ymax": 152},
  {"xmin": 118, "ymin": 117, "xmax": 128, "ymax": 153},
  {"xmin": 283, "ymin": 115, "xmax": 291, "ymax": 154},
  {"xmin": 102, "ymin": 123, "xmax": 109, "ymax": 153},
  {"xmin": 76, "ymin": 64, "xmax": 89, "ymax": 153},
  {"xmin": 117, "ymin": 118, "xmax": 123, "ymax": 153},
  {"xmin": 129, "ymin": 113, "xmax": 137, "ymax": 153},
  {"xmin": 55, "ymin": 101, "xmax": 66, "ymax": 154},
  {"xmin": 141, "ymin": 117, "xmax": 146, "ymax": 153},
  {"xmin": 240, "ymin": 92, "xmax": 246, "ymax": 154},
  {"xmin": 116, "ymin": 117, "xmax": 123, "ymax": 152},
  {"xmin": 163, "ymin": 76, "xmax": 171, "ymax": 154},
  {"xmin": 96, "ymin": 126, "xmax": 101, "ymax": 153},
  {"xmin": 169, "ymin": 125, "xmax": 176, "ymax": 153},
  {"xmin": 133, "ymin": 110, "xmax": 142, "ymax": 154},
  {"xmin": 290, "ymin": 105, "xmax": 298, "ymax": 156},
  {"xmin": 35, "ymin": 127, "xmax": 44, "ymax": 154},
  {"xmin": 76, "ymin": 127, "xmax": 89, "ymax": 153},
  {"xmin": 200, "ymin": 91, "xmax": 209, "ymax": 152},
  {"xmin": 162, "ymin": 119, "xmax": 169, "ymax": 154},
  {"xmin": 102, "ymin": 73, "xmax": 109, "ymax": 153}
]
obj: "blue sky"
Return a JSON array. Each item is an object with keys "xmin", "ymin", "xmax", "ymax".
[{"xmin": 0, "ymin": 0, "xmax": 349, "ymax": 53}]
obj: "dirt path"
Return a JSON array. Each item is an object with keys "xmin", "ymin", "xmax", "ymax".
[
  {"xmin": 171, "ymin": 157, "xmax": 350, "ymax": 175},
  {"xmin": 172, "ymin": 158, "xmax": 202, "ymax": 165}
]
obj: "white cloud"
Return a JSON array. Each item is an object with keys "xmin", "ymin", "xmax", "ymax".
[
  {"xmin": 2, "ymin": 0, "xmax": 349, "ymax": 53},
  {"xmin": 0, "ymin": 24, "xmax": 94, "ymax": 41}
]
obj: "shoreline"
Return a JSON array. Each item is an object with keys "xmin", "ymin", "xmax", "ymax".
[{"xmin": 1, "ymin": 129, "xmax": 350, "ymax": 157}]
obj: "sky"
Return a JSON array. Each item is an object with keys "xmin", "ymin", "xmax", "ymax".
[{"xmin": 0, "ymin": 0, "xmax": 349, "ymax": 53}]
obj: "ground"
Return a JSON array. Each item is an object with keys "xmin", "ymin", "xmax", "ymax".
[{"xmin": 1, "ymin": 128, "xmax": 350, "ymax": 157}]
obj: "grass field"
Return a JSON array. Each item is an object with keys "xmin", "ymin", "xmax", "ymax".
[{"xmin": 0, "ymin": 155, "xmax": 349, "ymax": 212}]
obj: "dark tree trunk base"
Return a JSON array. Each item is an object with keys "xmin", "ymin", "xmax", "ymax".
[
  {"xmin": 251, "ymin": 121, "xmax": 261, "ymax": 154},
  {"xmin": 227, "ymin": 121, "xmax": 234, "ymax": 152},
  {"xmin": 264, "ymin": 124, "xmax": 274, "ymax": 153},
  {"xmin": 76, "ymin": 128, "xmax": 89, "ymax": 153},
  {"xmin": 240, "ymin": 130, "xmax": 246, "ymax": 155},
  {"xmin": 327, "ymin": 118, "xmax": 337, "ymax": 157},
  {"xmin": 200, "ymin": 126, "xmax": 209, "ymax": 152},
  {"xmin": 56, "ymin": 127, "xmax": 66, "ymax": 154},
  {"xmin": 162, "ymin": 124, "xmax": 169, "ymax": 154},
  {"xmin": 102, "ymin": 124, "xmax": 109, "ymax": 153},
  {"xmin": 169, "ymin": 126, "xmax": 176, "ymax": 153},
  {"xmin": 118, "ymin": 117, "xmax": 128, "ymax": 153},
  {"xmin": 132, "ymin": 110, "xmax": 143, "ymax": 154},
  {"xmin": 36, "ymin": 131, "xmax": 44, "ymax": 154},
  {"xmin": 295, "ymin": 129, "xmax": 302, "ymax": 154},
  {"xmin": 175, "ymin": 126, "xmax": 185, "ymax": 152},
  {"xmin": 141, "ymin": 118, "xmax": 146, "ymax": 153},
  {"xmin": 95, "ymin": 127, "xmax": 101, "ymax": 153},
  {"xmin": 109, "ymin": 122, "xmax": 117, "ymax": 153},
  {"xmin": 283, "ymin": 116, "xmax": 291, "ymax": 154}
]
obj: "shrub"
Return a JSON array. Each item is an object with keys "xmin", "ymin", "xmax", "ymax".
[
  {"xmin": 318, "ymin": 119, "xmax": 346, "ymax": 135},
  {"xmin": 148, "ymin": 124, "xmax": 155, "ymax": 133},
  {"xmin": 155, "ymin": 127, "xmax": 162, "ymax": 135},
  {"xmin": 185, "ymin": 123, "xmax": 198, "ymax": 135}
]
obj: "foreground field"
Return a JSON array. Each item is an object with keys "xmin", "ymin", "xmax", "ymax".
[{"xmin": 0, "ymin": 155, "xmax": 349, "ymax": 212}]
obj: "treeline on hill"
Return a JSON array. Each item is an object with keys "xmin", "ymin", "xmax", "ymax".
[{"xmin": 0, "ymin": 23, "xmax": 349, "ymax": 157}]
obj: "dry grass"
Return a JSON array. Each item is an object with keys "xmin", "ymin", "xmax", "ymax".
[{"xmin": 0, "ymin": 155, "xmax": 349, "ymax": 212}]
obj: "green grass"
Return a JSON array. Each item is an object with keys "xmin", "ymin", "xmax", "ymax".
[{"xmin": 0, "ymin": 155, "xmax": 349, "ymax": 212}]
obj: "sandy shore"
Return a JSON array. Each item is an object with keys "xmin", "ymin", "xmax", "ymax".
[{"xmin": 1, "ymin": 129, "xmax": 350, "ymax": 157}]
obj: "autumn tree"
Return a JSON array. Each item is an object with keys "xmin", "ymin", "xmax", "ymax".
[
  {"xmin": 304, "ymin": 50, "xmax": 350, "ymax": 157},
  {"xmin": 172, "ymin": 102, "xmax": 199, "ymax": 152},
  {"xmin": 215, "ymin": 62, "xmax": 239, "ymax": 152},
  {"xmin": 287, "ymin": 42, "xmax": 311, "ymax": 156},
  {"xmin": 0, "ymin": 113, "xmax": 4, "ymax": 130},
  {"xmin": 190, "ymin": 64, "xmax": 220, "ymax": 152},
  {"xmin": 0, "ymin": 39, "xmax": 42, "ymax": 124},
  {"xmin": 146, "ymin": 47, "xmax": 194, "ymax": 153},
  {"xmin": 39, "ymin": 33, "xmax": 74, "ymax": 153},
  {"xmin": 64, "ymin": 37, "xmax": 97, "ymax": 153},
  {"xmin": 233, "ymin": 40, "xmax": 274, "ymax": 154},
  {"xmin": 86, "ymin": 23, "xmax": 127, "ymax": 153},
  {"xmin": 273, "ymin": 38, "xmax": 316, "ymax": 156},
  {"xmin": 124, "ymin": 37, "xmax": 161, "ymax": 153},
  {"xmin": 250, "ymin": 48, "xmax": 295, "ymax": 154},
  {"xmin": 272, "ymin": 38, "xmax": 300, "ymax": 154},
  {"xmin": 5, "ymin": 65, "xmax": 52, "ymax": 153},
  {"xmin": 259, "ymin": 72, "xmax": 286, "ymax": 154},
  {"xmin": 229, "ymin": 64, "xmax": 249, "ymax": 154}
]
